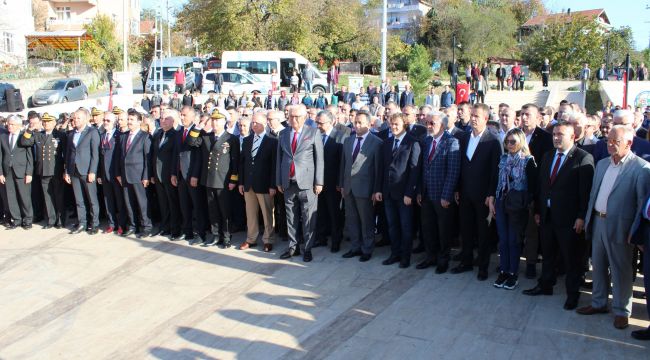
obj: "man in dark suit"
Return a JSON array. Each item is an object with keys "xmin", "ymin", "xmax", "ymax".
[
  {"xmin": 523, "ymin": 121, "xmax": 594, "ymax": 310},
  {"xmin": 0, "ymin": 115, "xmax": 33, "ymax": 229},
  {"xmin": 117, "ymin": 110, "xmax": 153, "ymax": 238},
  {"xmin": 188, "ymin": 109, "xmax": 240, "ymax": 247},
  {"xmin": 416, "ymin": 112, "xmax": 460, "ymax": 273},
  {"xmin": 64, "ymin": 108, "xmax": 100, "ymax": 234},
  {"xmin": 399, "ymin": 84, "xmax": 415, "ymax": 109},
  {"xmin": 314, "ymin": 110, "xmax": 344, "ymax": 252},
  {"xmin": 631, "ymin": 191, "xmax": 650, "ymax": 340},
  {"xmin": 452, "ymin": 103, "xmax": 502, "ymax": 280},
  {"xmin": 173, "ymin": 106, "xmax": 206, "ymax": 242},
  {"xmin": 151, "ymin": 108, "xmax": 182, "ymax": 239},
  {"xmin": 20, "ymin": 112, "xmax": 66, "ymax": 229},
  {"xmin": 592, "ymin": 110, "xmax": 650, "ymax": 162},
  {"xmin": 97, "ymin": 111, "xmax": 125, "ymax": 234},
  {"xmin": 276, "ymin": 105, "xmax": 324, "ymax": 262},
  {"xmin": 520, "ymin": 103, "xmax": 554, "ymax": 278},
  {"xmin": 380, "ymin": 113, "xmax": 421, "ymax": 268},
  {"xmin": 340, "ymin": 111, "xmax": 383, "ymax": 261},
  {"xmin": 238, "ymin": 112, "xmax": 277, "ymax": 252}
]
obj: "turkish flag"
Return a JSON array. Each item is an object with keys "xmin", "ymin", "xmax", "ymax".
[{"xmin": 456, "ymin": 83, "xmax": 470, "ymax": 104}]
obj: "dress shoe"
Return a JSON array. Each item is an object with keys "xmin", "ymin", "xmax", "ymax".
[
  {"xmin": 54, "ymin": 218, "xmax": 62, "ymax": 229},
  {"xmin": 412, "ymin": 245, "xmax": 425, "ymax": 254},
  {"xmin": 239, "ymin": 242, "xmax": 254, "ymax": 250},
  {"xmin": 525, "ymin": 263, "xmax": 537, "ymax": 279},
  {"xmin": 22, "ymin": 224, "xmax": 33, "ymax": 230},
  {"xmin": 614, "ymin": 316, "xmax": 629, "ymax": 329},
  {"xmin": 160, "ymin": 230, "xmax": 171, "ymax": 236},
  {"xmin": 382, "ymin": 256, "xmax": 400, "ymax": 266},
  {"xmin": 121, "ymin": 228, "xmax": 136, "ymax": 237},
  {"xmin": 576, "ymin": 305, "xmax": 609, "ymax": 315},
  {"xmin": 5, "ymin": 222, "xmax": 17, "ymax": 230},
  {"xmin": 70, "ymin": 224, "xmax": 85, "ymax": 234},
  {"xmin": 220, "ymin": 241, "xmax": 232, "ymax": 249},
  {"xmin": 280, "ymin": 248, "xmax": 300, "ymax": 259},
  {"xmin": 522, "ymin": 285, "xmax": 553, "ymax": 296},
  {"xmin": 359, "ymin": 254, "xmax": 371, "ymax": 262},
  {"xmin": 181, "ymin": 233, "xmax": 194, "ymax": 241},
  {"xmin": 43, "ymin": 224, "xmax": 52, "ymax": 229},
  {"xmin": 303, "ymin": 251, "xmax": 313, "ymax": 262},
  {"xmin": 631, "ymin": 328, "xmax": 650, "ymax": 340},
  {"xmin": 477, "ymin": 269, "xmax": 488, "ymax": 281},
  {"xmin": 104, "ymin": 226, "xmax": 114, "ymax": 234},
  {"xmin": 342, "ymin": 250, "xmax": 362, "ymax": 258},
  {"xmin": 198, "ymin": 237, "xmax": 214, "ymax": 246},
  {"xmin": 399, "ymin": 260, "xmax": 410, "ymax": 269},
  {"xmin": 416, "ymin": 260, "xmax": 436, "ymax": 270},
  {"xmin": 330, "ymin": 243, "xmax": 340, "ymax": 253},
  {"xmin": 87, "ymin": 227, "xmax": 98, "ymax": 235},
  {"xmin": 450, "ymin": 264, "xmax": 473, "ymax": 274},
  {"xmin": 563, "ymin": 295, "xmax": 579, "ymax": 310},
  {"xmin": 149, "ymin": 228, "xmax": 161, "ymax": 237},
  {"xmin": 435, "ymin": 264, "xmax": 448, "ymax": 274},
  {"xmin": 169, "ymin": 233, "xmax": 182, "ymax": 241},
  {"xmin": 137, "ymin": 231, "xmax": 150, "ymax": 239},
  {"xmin": 263, "ymin": 243, "xmax": 273, "ymax": 252}
]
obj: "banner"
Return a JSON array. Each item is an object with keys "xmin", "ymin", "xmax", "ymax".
[{"xmin": 456, "ymin": 83, "xmax": 469, "ymax": 104}]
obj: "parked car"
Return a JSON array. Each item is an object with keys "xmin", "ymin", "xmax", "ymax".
[
  {"xmin": 35, "ymin": 61, "xmax": 65, "ymax": 74},
  {"xmin": 29, "ymin": 78, "xmax": 88, "ymax": 107},
  {"xmin": 202, "ymin": 69, "xmax": 270, "ymax": 95}
]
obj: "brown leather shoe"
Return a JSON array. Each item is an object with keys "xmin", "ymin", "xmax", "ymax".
[
  {"xmin": 263, "ymin": 243, "xmax": 273, "ymax": 252},
  {"xmin": 239, "ymin": 242, "xmax": 253, "ymax": 250},
  {"xmin": 614, "ymin": 316, "xmax": 629, "ymax": 329},
  {"xmin": 576, "ymin": 305, "xmax": 609, "ymax": 315}
]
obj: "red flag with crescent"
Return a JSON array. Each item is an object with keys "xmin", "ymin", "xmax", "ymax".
[{"xmin": 456, "ymin": 83, "xmax": 469, "ymax": 104}]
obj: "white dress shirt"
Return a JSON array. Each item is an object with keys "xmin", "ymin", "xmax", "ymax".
[
  {"xmin": 594, "ymin": 152, "xmax": 632, "ymax": 213},
  {"xmin": 466, "ymin": 130, "xmax": 484, "ymax": 160}
]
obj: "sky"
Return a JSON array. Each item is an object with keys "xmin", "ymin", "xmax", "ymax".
[{"xmin": 141, "ymin": 0, "xmax": 650, "ymax": 51}]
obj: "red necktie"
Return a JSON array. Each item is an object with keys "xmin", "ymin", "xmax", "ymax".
[
  {"xmin": 289, "ymin": 131, "xmax": 298, "ymax": 178},
  {"xmin": 428, "ymin": 139, "xmax": 437, "ymax": 163},
  {"xmin": 183, "ymin": 128, "xmax": 188, "ymax": 142},
  {"xmin": 549, "ymin": 153, "xmax": 563, "ymax": 184},
  {"xmin": 126, "ymin": 135, "xmax": 133, "ymax": 152}
]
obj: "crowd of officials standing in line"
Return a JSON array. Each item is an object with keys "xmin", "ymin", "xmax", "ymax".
[{"xmin": 0, "ymin": 82, "xmax": 649, "ymax": 340}]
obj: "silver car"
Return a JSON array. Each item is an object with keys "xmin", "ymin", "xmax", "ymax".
[{"xmin": 30, "ymin": 78, "xmax": 88, "ymax": 107}]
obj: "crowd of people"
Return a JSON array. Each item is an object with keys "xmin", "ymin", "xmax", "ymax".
[{"xmin": 0, "ymin": 80, "xmax": 649, "ymax": 340}]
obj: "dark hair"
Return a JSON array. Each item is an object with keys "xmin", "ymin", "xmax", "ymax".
[
  {"xmin": 472, "ymin": 103, "xmax": 490, "ymax": 116},
  {"xmin": 356, "ymin": 110, "xmax": 371, "ymax": 123},
  {"xmin": 127, "ymin": 109, "xmax": 143, "ymax": 122}
]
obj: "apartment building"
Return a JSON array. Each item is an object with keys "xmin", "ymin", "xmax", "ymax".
[
  {"xmin": 0, "ymin": 0, "xmax": 35, "ymax": 64},
  {"xmin": 44, "ymin": 0, "xmax": 141, "ymax": 37}
]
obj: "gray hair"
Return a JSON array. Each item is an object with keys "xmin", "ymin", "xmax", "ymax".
[
  {"xmin": 317, "ymin": 110, "xmax": 335, "ymax": 123},
  {"xmin": 6, "ymin": 114, "xmax": 22, "ymax": 125},
  {"xmin": 613, "ymin": 109, "xmax": 633, "ymax": 124},
  {"xmin": 610, "ymin": 124, "xmax": 635, "ymax": 142}
]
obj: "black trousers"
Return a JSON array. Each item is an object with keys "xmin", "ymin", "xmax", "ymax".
[
  {"xmin": 459, "ymin": 196, "xmax": 491, "ymax": 270},
  {"xmin": 539, "ymin": 221, "xmax": 583, "ymax": 297},
  {"xmin": 123, "ymin": 181, "xmax": 152, "ymax": 232},
  {"xmin": 497, "ymin": 78, "xmax": 505, "ymax": 90},
  {"xmin": 274, "ymin": 192, "xmax": 288, "ymax": 238},
  {"xmin": 4, "ymin": 170, "xmax": 32, "ymax": 225},
  {"xmin": 178, "ymin": 175, "xmax": 206, "ymax": 236},
  {"xmin": 316, "ymin": 189, "xmax": 343, "ymax": 246},
  {"xmin": 206, "ymin": 187, "xmax": 231, "ymax": 242},
  {"xmin": 103, "ymin": 179, "xmax": 125, "ymax": 229},
  {"xmin": 154, "ymin": 178, "xmax": 181, "ymax": 235},
  {"xmin": 542, "ymin": 74, "xmax": 549, "ymax": 87},
  {"xmin": 421, "ymin": 197, "xmax": 453, "ymax": 266},
  {"xmin": 41, "ymin": 175, "xmax": 65, "ymax": 225},
  {"xmin": 70, "ymin": 173, "xmax": 99, "ymax": 227},
  {"xmin": 31, "ymin": 174, "xmax": 44, "ymax": 221}
]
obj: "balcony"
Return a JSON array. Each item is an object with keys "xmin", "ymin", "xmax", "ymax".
[{"xmin": 46, "ymin": 17, "xmax": 93, "ymax": 31}]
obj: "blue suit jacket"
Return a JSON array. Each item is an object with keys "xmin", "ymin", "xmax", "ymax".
[
  {"xmin": 65, "ymin": 125, "xmax": 100, "ymax": 176},
  {"xmin": 117, "ymin": 130, "xmax": 151, "ymax": 184},
  {"xmin": 382, "ymin": 133, "xmax": 421, "ymax": 200},
  {"xmin": 420, "ymin": 132, "xmax": 460, "ymax": 202}
]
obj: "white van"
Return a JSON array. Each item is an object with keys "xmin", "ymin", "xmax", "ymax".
[
  {"xmin": 202, "ymin": 69, "xmax": 270, "ymax": 95},
  {"xmin": 221, "ymin": 51, "xmax": 328, "ymax": 92},
  {"xmin": 146, "ymin": 56, "xmax": 196, "ymax": 93}
]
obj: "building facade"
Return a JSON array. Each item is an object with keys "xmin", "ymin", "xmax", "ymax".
[
  {"xmin": 385, "ymin": 0, "xmax": 432, "ymax": 44},
  {"xmin": 0, "ymin": 0, "xmax": 35, "ymax": 65},
  {"xmin": 44, "ymin": 0, "xmax": 141, "ymax": 37}
]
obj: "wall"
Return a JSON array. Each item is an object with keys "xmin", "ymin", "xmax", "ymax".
[{"xmin": 0, "ymin": 0, "xmax": 34, "ymax": 64}]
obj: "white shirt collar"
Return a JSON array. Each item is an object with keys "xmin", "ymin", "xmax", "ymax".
[
  {"xmin": 394, "ymin": 131, "xmax": 406, "ymax": 142},
  {"xmin": 470, "ymin": 129, "xmax": 484, "ymax": 140}
]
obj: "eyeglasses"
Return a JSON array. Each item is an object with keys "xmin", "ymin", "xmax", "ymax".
[{"xmin": 505, "ymin": 139, "xmax": 518, "ymax": 145}]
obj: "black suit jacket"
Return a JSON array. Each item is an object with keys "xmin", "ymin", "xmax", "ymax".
[
  {"xmin": 408, "ymin": 124, "xmax": 427, "ymax": 142},
  {"xmin": 117, "ymin": 130, "xmax": 152, "ymax": 184},
  {"xmin": 528, "ymin": 126, "xmax": 553, "ymax": 165},
  {"xmin": 382, "ymin": 133, "xmax": 421, "ymax": 200},
  {"xmin": 98, "ymin": 129, "xmax": 122, "ymax": 181},
  {"xmin": 458, "ymin": 130, "xmax": 502, "ymax": 201},
  {"xmin": 65, "ymin": 126, "xmax": 100, "ymax": 176},
  {"xmin": 187, "ymin": 130, "xmax": 239, "ymax": 189},
  {"xmin": 20, "ymin": 129, "xmax": 66, "ymax": 177},
  {"xmin": 0, "ymin": 132, "xmax": 33, "ymax": 179},
  {"xmin": 239, "ymin": 133, "xmax": 277, "ymax": 193},
  {"xmin": 322, "ymin": 129, "xmax": 344, "ymax": 190},
  {"xmin": 173, "ymin": 124, "xmax": 202, "ymax": 180},
  {"xmin": 536, "ymin": 146, "xmax": 594, "ymax": 227},
  {"xmin": 151, "ymin": 128, "xmax": 178, "ymax": 183}
]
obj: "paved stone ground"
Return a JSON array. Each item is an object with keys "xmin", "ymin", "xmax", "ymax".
[{"xmin": 0, "ymin": 227, "xmax": 647, "ymax": 360}]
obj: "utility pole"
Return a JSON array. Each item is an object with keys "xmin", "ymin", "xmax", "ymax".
[
  {"xmin": 122, "ymin": 0, "xmax": 128, "ymax": 71},
  {"xmin": 167, "ymin": 0, "xmax": 171, "ymax": 57},
  {"xmin": 380, "ymin": 0, "xmax": 387, "ymax": 84}
]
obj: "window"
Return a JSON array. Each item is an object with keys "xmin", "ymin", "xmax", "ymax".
[
  {"xmin": 56, "ymin": 7, "xmax": 71, "ymax": 21},
  {"xmin": 226, "ymin": 61, "xmax": 277, "ymax": 75},
  {"xmin": 2, "ymin": 32, "xmax": 13, "ymax": 53}
]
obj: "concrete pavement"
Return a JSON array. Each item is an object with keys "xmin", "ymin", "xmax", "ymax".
[{"xmin": 0, "ymin": 227, "xmax": 647, "ymax": 359}]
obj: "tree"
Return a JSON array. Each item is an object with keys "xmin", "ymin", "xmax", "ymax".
[
  {"xmin": 81, "ymin": 15, "xmax": 123, "ymax": 74},
  {"xmin": 407, "ymin": 44, "xmax": 433, "ymax": 104},
  {"xmin": 32, "ymin": 0, "xmax": 48, "ymax": 31}
]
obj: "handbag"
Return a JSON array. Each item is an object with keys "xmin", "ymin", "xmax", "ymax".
[{"xmin": 504, "ymin": 190, "xmax": 528, "ymax": 213}]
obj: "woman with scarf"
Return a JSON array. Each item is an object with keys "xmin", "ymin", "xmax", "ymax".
[
  {"xmin": 491, "ymin": 128, "xmax": 537, "ymax": 290},
  {"xmin": 225, "ymin": 90, "xmax": 237, "ymax": 108}
]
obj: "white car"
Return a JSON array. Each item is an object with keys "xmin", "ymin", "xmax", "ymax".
[
  {"xmin": 202, "ymin": 69, "xmax": 270, "ymax": 95},
  {"xmin": 35, "ymin": 61, "xmax": 65, "ymax": 74}
]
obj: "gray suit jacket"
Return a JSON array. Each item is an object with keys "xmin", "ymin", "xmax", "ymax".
[
  {"xmin": 276, "ymin": 126, "xmax": 324, "ymax": 190},
  {"xmin": 339, "ymin": 132, "xmax": 383, "ymax": 198},
  {"xmin": 585, "ymin": 154, "xmax": 650, "ymax": 243}
]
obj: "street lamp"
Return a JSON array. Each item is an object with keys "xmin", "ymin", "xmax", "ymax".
[{"xmin": 451, "ymin": 34, "xmax": 461, "ymax": 88}]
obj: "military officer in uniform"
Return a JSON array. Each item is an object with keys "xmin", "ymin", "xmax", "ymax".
[
  {"xmin": 0, "ymin": 115, "xmax": 34, "ymax": 229},
  {"xmin": 188, "ymin": 109, "xmax": 240, "ymax": 247},
  {"xmin": 90, "ymin": 107, "xmax": 103, "ymax": 128},
  {"xmin": 20, "ymin": 113, "xmax": 66, "ymax": 228}
]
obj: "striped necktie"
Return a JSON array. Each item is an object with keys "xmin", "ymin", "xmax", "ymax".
[{"xmin": 251, "ymin": 135, "xmax": 261, "ymax": 158}]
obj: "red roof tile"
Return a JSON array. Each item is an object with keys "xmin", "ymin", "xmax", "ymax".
[{"xmin": 522, "ymin": 9, "xmax": 609, "ymax": 28}]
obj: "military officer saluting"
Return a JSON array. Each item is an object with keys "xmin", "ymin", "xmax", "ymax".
[
  {"xmin": 188, "ymin": 109, "xmax": 240, "ymax": 248},
  {"xmin": 20, "ymin": 112, "xmax": 67, "ymax": 228}
]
